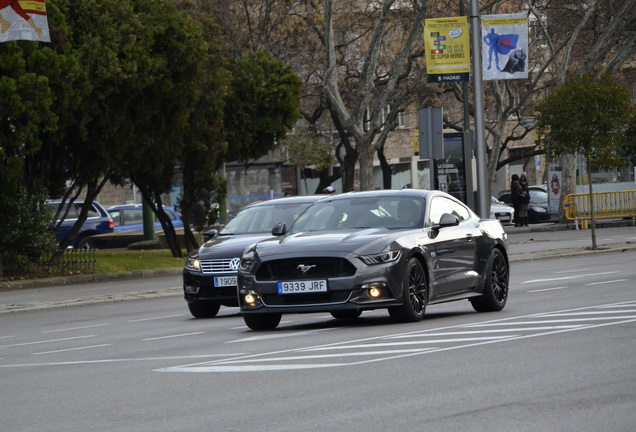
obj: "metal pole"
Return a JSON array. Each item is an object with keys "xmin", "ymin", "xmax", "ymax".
[{"xmin": 469, "ymin": 0, "xmax": 489, "ymax": 218}]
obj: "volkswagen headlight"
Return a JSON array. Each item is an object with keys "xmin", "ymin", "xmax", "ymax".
[{"xmin": 185, "ymin": 253, "xmax": 201, "ymax": 272}]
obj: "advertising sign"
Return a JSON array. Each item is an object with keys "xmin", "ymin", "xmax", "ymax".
[
  {"xmin": 481, "ymin": 13, "xmax": 528, "ymax": 81},
  {"xmin": 0, "ymin": 0, "xmax": 50, "ymax": 43},
  {"xmin": 424, "ymin": 17, "xmax": 470, "ymax": 83},
  {"xmin": 548, "ymin": 170, "xmax": 562, "ymax": 213},
  {"xmin": 434, "ymin": 133, "xmax": 468, "ymax": 204}
]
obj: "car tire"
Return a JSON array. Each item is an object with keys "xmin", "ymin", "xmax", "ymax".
[
  {"xmin": 243, "ymin": 313, "xmax": 282, "ymax": 330},
  {"xmin": 388, "ymin": 257, "xmax": 427, "ymax": 323},
  {"xmin": 75, "ymin": 236, "xmax": 94, "ymax": 250},
  {"xmin": 330, "ymin": 310, "xmax": 362, "ymax": 320},
  {"xmin": 187, "ymin": 303, "xmax": 220, "ymax": 318},
  {"xmin": 470, "ymin": 248, "xmax": 509, "ymax": 312}
]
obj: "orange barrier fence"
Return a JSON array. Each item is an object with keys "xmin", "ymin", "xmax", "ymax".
[{"xmin": 564, "ymin": 190, "xmax": 636, "ymax": 227}]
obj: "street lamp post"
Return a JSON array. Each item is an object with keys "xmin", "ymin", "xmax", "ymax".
[{"xmin": 469, "ymin": 0, "xmax": 489, "ymax": 218}]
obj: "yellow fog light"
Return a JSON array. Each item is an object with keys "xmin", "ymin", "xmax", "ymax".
[
  {"xmin": 244, "ymin": 293, "xmax": 256, "ymax": 305},
  {"xmin": 368, "ymin": 285, "xmax": 382, "ymax": 298}
]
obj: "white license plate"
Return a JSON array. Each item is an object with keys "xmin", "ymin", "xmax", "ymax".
[
  {"xmin": 214, "ymin": 276, "xmax": 237, "ymax": 287},
  {"xmin": 278, "ymin": 280, "xmax": 327, "ymax": 294}
]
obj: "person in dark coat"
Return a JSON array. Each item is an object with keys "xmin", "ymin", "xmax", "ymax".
[
  {"xmin": 518, "ymin": 173, "xmax": 530, "ymax": 226},
  {"xmin": 510, "ymin": 174, "xmax": 523, "ymax": 227}
]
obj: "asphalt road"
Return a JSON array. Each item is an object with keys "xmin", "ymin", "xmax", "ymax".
[{"xmin": 1, "ymin": 247, "xmax": 635, "ymax": 431}]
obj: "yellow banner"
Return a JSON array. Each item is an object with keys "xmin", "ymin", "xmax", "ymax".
[{"xmin": 424, "ymin": 16, "xmax": 470, "ymax": 83}]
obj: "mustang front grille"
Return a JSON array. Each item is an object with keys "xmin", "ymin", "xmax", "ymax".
[{"xmin": 255, "ymin": 257, "xmax": 356, "ymax": 281}]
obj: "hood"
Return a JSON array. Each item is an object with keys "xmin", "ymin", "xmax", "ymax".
[
  {"xmin": 197, "ymin": 233, "xmax": 272, "ymax": 259},
  {"xmin": 256, "ymin": 228, "xmax": 405, "ymax": 257}
]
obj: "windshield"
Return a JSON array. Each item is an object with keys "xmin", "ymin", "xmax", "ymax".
[
  {"xmin": 291, "ymin": 196, "xmax": 425, "ymax": 232},
  {"xmin": 219, "ymin": 201, "xmax": 314, "ymax": 235}
]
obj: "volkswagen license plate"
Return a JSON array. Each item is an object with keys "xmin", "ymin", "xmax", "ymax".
[
  {"xmin": 278, "ymin": 280, "xmax": 327, "ymax": 294},
  {"xmin": 214, "ymin": 276, "xmax": 237, "ymax": 287}
]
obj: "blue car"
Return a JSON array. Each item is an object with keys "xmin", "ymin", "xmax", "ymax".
[
  {"xmin": 107, "ymin": 204, "xmax": 184, "ymax": 232},
  {"xmin": 47, "ymin": 200, "xmax": 114, "ymax": 249}
]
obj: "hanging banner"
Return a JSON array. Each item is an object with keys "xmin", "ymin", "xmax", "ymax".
[
  {"xmin": 0, "ymin": 0, "xmax": 50, "ymax": 43},
  {"xmin": 548, "ymin": 170, "xmax": 562, "ymax": 213},
  {"xmin": 481, "ymin": 13, "xmax": 528, "ymax": 81},
  {"xmin": 424, "ymin": 16, "xmax": 470, "ymax": 83}
]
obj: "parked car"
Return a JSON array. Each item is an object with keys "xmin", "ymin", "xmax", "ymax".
[
  {"xmin": 497, "ymin": 186, "xmax": 551, "ymax": 223},
  {"xmin": 237, "ymin": 189, "xmax": 509, "ymax": 330},
  {"xmin": 490, "ymin": 196, "xmax": 514, "ymax": 225},
  {"xmin": 183, "ymin": 195, "xmax": 326, "ymax": 318},
  {"xmin": 46, "ymin": 200, "xmax": 114, "ymax": 249},
  {"xmin": 107, "ymin": 204, "xmax": 184, "ymax": 232}
]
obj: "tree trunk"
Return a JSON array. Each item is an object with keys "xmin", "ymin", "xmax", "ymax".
[
  {"xmin": 378, "ymin": 147, "xmax": 392, "ymax": 190},
  {"xmin": 559, "ymin": 154, "xmax": 577, "ymax": 223},
  {"xmin": 358, "ymin": 140, "xmax": 375, "ymax": 191}
]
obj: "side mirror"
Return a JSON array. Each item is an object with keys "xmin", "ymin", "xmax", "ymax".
[
  {"xmin": 272, "ymin": 222, "xmax": 287, "ymax": 236},
  {"xmin": 433, "ymin": 213, "xmax": 459, "ymax": 230},
  {"xmin": 202, "ymin": 229, "xmax": 218, "ymax": 242}
]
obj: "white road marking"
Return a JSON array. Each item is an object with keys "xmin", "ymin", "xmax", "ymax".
[
  {"xmin": 0, "ymin": 335, "xmax": 95, "ymax": 348},
  {"xmin": 0, "ymin": 353, "xmax": 247, "ymax": 368},
  {"xmin": 528, "ymin": 286, "xmax": 569, "ymax": 292},
  {"xmin": 33, "ymin": 344, "xmax": 111, "ymax": 355},
  {"xmin": 156, "ymin": 301, "xmax": 636, "ymax": 373},
  {"xmin": 586, "ymin": 279, "xmax": 629, "ymax": 286},
  {"xmin": 42, "ymin": 324, "xmax": 110, "ymax": 333},
  {"xmin": 522, "ymin": 271, "xmax": 619, "ymax": 284},
  {"xmin": 128, "ymin": 314, "xmax": 184, "ymax": 322},
  {"xmin": 227, "ymin": 328, "xmax": 335, "ymax": 343},
  {"xmin": 143, "ymin": 332, "xmax": 205, "ymax": 341}
]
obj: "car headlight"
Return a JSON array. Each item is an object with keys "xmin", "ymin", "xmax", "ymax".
[
  {"xmin": 532, "ymin": 206, "xmax": 547, "ymax": 213},
  {"xmin": 185, "ymin": 254, "xmax": 201, "ymax": 272},
  {"xmin": 358, "ymin": 250, "xmax": 401, "ymax": 266},
  {"xmin": 240, "ymin": 246, "xmax": 258, "ymax": 272}
]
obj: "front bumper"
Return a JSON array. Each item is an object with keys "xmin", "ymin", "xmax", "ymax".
[
  {"xmin": 238, "ymin": 258, "xmax": 406, "ymax": 314},
  {"xmin": 183, "ymin": 269, "xmax": 239, "ymax": 307}
]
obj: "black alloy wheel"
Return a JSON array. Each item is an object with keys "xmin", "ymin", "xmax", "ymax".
[
  {"xmin": 388, "ymin": 257, "xmax": 427, "ymax": 323},
  {"xmin": 471, "ymin": 248, "xmax": 509, "ymax": 312}
]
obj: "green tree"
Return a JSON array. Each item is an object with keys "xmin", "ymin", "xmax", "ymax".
[
  {"xmin": 0, "ymin": 2, "xmax": 79, "ymax": 272},
  {"xmin": 224, "ymin": 50, "xmax": 301, "ymax": 164},
  {"xmin": 282, "ymin": 128, "xmax": 333, "ymax": 194},
  {"xmin": 173, "ymin": 0, "xmax": 229, "ymax": 252},
  {"xmin": 534, "ymin": 74, "xmax": 635, "ymax": 249}
]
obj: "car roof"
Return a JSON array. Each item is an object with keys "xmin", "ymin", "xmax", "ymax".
[
  {"xmin": 245, "ymin": 195, "xmax": 327, "ymax": 208},
  {"xmin": 319, "ymin": 188, "xmax": 436, "ymax": 201}
]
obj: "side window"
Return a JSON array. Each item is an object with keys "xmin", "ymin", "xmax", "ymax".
[
  {"xmin": 451, "ymin": 201, "xmax": 470, "ymax": 222},
  {"xmin": 110, "ymin": 210, "xmax": 121, "ymax": 226},
  {"xmin": 76, "ymin": 203, "xmax": 99, "ymax": 218},
  {"xmin": 124, "ymin": 209, "xmax": 143, "ymax": 225},
  {"xmin": 428, "ymin": 197, "xmax": 456, "ymax": 226}
]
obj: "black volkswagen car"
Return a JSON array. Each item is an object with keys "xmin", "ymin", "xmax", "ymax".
[
  {"xmin": 238, "ymin": 189, "xmax": 509, "ymax": 330},
  {"xmin": 183, "ymin": 195, "xmax": 325, "ymax": 317}
]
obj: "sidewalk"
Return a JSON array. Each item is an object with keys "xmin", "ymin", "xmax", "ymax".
[{"xmin": 1, "ymin": 221, "xmax": 635, "ymax": 315}]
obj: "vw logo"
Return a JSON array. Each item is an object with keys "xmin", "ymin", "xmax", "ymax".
[
  {"xmin": 297, "ymin": 264, "xmax": 316, "ymax": 274},
  {"xmin": 229, "ymin": 258, "xmax": 241, "ymax": 271}
]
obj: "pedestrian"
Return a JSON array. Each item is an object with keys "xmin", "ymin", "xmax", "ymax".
[
  {"xmin": 518, "ymin": 173, "xmax": 530, "ymax": 226},
  {"xmin": 510, "ymin": 174, "xmax": 523, "ymax": 227}
]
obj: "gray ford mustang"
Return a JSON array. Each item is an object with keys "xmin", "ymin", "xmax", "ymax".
[{"xmin": 238, "ymin": 189, "xmax": 509, "ymax": 330}]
